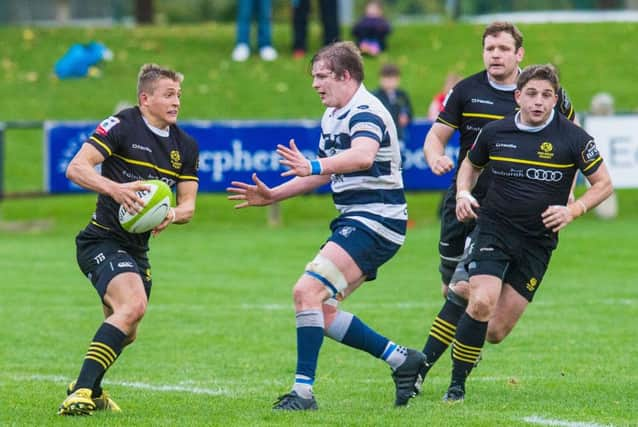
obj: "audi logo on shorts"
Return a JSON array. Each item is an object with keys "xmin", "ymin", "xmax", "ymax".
[{"xmin": 525, "ymin": 168, "xmax": 563, "ymax": 182}]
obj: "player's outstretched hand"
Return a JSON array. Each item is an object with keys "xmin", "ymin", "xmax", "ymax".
[
  {"xmin": 541, "ymin": 205, "xmax": 575, "ymax": 232},
  {"xmin": 431, "ymin": 155, "xmax": 455, "ymax": 176},
  {"xmin": 112, "ymin": 181, "xmax": 150, "ymax": 215},
  {"xmin": 278, "ymin": 139, "xmax": 312, "ymax": 177},
  {"xmin": 455, "ymin": 191, "xmax": 479, "ymax": 222},
  {"xmin": 227, "ymin": 173, "xmax": 274, "ymax": 209}
]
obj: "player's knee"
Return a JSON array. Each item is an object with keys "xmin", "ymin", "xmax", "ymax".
[
  {"xmin": 303, "ymin": 254, "xmax": 348, "ymax": 299},
  {"xmin": 467, "ymin": 295, "xmax": 494, "ymax": 320},
  {"xmin": 119, "ymin": 299, "xmax": 147, "ymax": 326}
]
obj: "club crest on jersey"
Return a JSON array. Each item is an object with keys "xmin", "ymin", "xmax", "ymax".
[
  {"xmin": 537, "ymin": 141, "xmax": 554, "ymax": 159},
  {"xmin": 581, "ymin": 140, "xmax": 600, "ymax": 163},
  {"xmin": 96, "ymin": 116, "xmax": 120, "ymax": 136},
  {"xmin": 170, "ymin": 150, "xmax": 182, "ymax": 169}
]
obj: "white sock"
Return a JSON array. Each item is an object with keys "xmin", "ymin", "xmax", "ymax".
[
  {"xmin": 382, "ymin": 342, "xmax": 408, "ymax": 370},
  {"xmin": 292, "ymin": 383, "xmax": 313, "ymax": 399}
]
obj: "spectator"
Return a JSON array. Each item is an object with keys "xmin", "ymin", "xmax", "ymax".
[
  {"xmin": 232, "ymin": 0, "xmax": 278, "ymax": 62},
  {"xmin": 372, "ymin": 63, "xmax": 413, "ymax": 144},
  {"xmin": 427, "ymin": 72, "xmax": 462, "ymax": 120},
  {"xmin": 291, "ymin": 0, "xmax": 339, "ymax": 59},
  {"xmin": 352, "ymin": 0, "xmax": 391, "ymax": 56},
  {"xmin": 589, "ymin": 92, "xmax": 619, "ymax": 219}
]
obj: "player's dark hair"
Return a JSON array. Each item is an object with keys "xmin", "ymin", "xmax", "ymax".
[
  {"xmin": 311, "ymin": 41, "xmax": 364, "ymax": 82},
  {"xmin": 137, "ymin": 63, "xmax": 183, "ymax": 96},
  {"xmin": 483, "ymin": 21, "xmax": 523, "ymax": 50},
  {"xmin": 517, "ymin": 64, "xmax": 560, "ymax": 93}
]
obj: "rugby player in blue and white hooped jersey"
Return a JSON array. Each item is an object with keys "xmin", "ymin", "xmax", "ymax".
[{"xmin": 228, "ymin": 41, "xmax": 426, "ymax": 410}]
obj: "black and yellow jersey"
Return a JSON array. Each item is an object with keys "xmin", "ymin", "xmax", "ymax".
[
  {"xmin": 84, "ymin": 106, "xmax": 199, "ymax": 252},
  {"xmin": 468, "ymin": 111, "xmax": 602, "ymax": 240},
  {"xmin": 437, "ymin": 70, "xmax": 574, "ymax": 199}
]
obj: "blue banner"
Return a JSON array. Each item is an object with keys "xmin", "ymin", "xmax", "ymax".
[{"xmin": 45, "ymin": 120, "xmax": 459, "ymax": 193}]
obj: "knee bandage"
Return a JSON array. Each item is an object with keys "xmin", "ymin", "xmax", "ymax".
[{"xmin": 305, "ymin": 254, "xmax": 348, "ymax": 298}]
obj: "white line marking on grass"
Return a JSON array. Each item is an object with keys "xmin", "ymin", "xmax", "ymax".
[
  {"xmin": 523, "ymin": 415, "xmax": 614, "ymax": 427},
  {"xmin": 12, "ymin": 374, "xmax": 230, "ymax": 396}
]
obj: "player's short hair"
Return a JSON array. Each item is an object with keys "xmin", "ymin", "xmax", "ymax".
[
  {"xmin": 517, "ymin": 64, "xmax": 559, "ymax": 93},
  {"xmin": 380, "ymin": 63, "xmax": 400, "ymax": 77},
  {"xmin": 483, "ymin": 21, "xmax": 523, "ymax": 50},
  {"xmin": 137, "ymin": 63, "xmax": 183, "ymax": 96},
  {"xmin": 311, "ymin": 41, "xmax": 364, "ymax": 82}
]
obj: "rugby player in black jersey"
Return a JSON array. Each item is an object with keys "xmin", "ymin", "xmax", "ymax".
[
  {"xmin": 58, "ymin": 64, "xmax": 199, "ymax": 415},
  {"xmin": 419, "ymin": 22, "xmax": 577, "ymax": 382},
  {"xmin": 437, "ymin": 64, "xmax": 612, "ymax": 402}
]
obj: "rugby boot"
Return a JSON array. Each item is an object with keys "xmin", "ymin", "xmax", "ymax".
[
  {"xmin": 272, "ymin": 391, "xmax": 318, "ymax": 411},
  {"xmin": 392, "ymin": 348, "xmax": 427, "ymax": 406}
]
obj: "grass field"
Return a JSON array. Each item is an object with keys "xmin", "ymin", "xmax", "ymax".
[
  {"xmin": 0, "ymin": 191, "xmax": 636, "ymax": 426},
  {"xmin": 0, "ymin": 19, "xmax": 637, "ymax": 426}
]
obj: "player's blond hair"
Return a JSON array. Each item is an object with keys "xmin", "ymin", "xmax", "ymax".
[
  {"xmin": 137, "ymin": 63, "xmax": 183, "ymax": 96},
  {"xmin": 311, "ymin": 41, "xmax": 364, "ymax": 83}
]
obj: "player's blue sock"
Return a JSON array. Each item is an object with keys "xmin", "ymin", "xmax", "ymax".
[
  {"xmin": 326, "ymin": 311, "xmax": 406, "ymax": 368},
  {"xmin": 293, "ymin": 309, "xmax": 324, "ymax": 399}
]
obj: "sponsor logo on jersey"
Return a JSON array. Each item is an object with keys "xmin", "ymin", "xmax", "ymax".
[
  {"xmin": 118, "ymin": 261, "xmax": 134, "ymax": 268},
  {"xmin": 132, "ymin": 144, "xmax": 152, "ymax": 153},
  {"xmin": 525, "ymin": 168, "xmax": 563, "ymax": 182},
  {"xmin": 581, "ymin": 140, "xmax": 600, "ymax": 163},
  {"xmin": 170, "ymin": 150, "xmax": 182, "ymax": 169},
  {"xmin": 356, "ymin": 104, "xmax": 370, "ymax": 110},
  {"xmin": 471, "ymin": 98, "xmax": 494, "ymax": 105},
  {"xmin": 537, "ymin": 141, "xmax": 554, "ymax": 159},
  {"xmin": 493, "ymin": 168, "xmax": 524, "ymax": 178},
  {"xmin": 495, "ymin": 143, "xmax": 518, "ymax": 149},
  {"xmin": 96, "ymin": 116, "xmax": 120, "ymax": 136}
]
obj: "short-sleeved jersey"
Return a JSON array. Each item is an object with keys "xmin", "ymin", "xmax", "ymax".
[
  {"xmin": 437, "ymin": 70, "xmax": 575, "ymax": 200},
  {"xmin": 468, "ymin": 111, "xmax": 602, "ymax": 241},
  {"xmin": 84, "ymin": 106, "xmax": 199, "ymax": 252},
  {"xmin": 319, "ymin": 84, "xmax": 407, "ymax": 246}
]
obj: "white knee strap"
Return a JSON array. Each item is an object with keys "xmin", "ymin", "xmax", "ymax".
[{"xmin": 305, "ymin": 254, "xmax": 348, "ymax": 297}]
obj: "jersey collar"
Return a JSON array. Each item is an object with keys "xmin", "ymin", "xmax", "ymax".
[
  {"xmin": 486, "ymin": 68, "xmax": 521, "ymax": 92},
  {"xmin": 142, "ymin": 116, "xmax": 170, "ymax": 137},
  {"xmin": 514, "ymin": 109, "xmax": 555, "ymax": 133}
]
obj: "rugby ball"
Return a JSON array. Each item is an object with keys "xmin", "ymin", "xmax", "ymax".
[{"xmin": 118, "ymin": 180, "xmax": 172, "ymax": 233}]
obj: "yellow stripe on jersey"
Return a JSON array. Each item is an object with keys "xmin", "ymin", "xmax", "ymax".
[
  {"xmin": 489, "ymin": 156, "xmax": 575, "ymax": 169},
  {"xmin": 582, "ymin": 156, "xmax": 602, "ymax": 172},
  {"xmin": 90, "ymin": 136, "xmax": 112, "ymax": 156},
  {"xmin": 462, "ymin": 113, "xmax": 505, "ymax": 120},
  {"xmin": 111, "ymin": 154, "xmax": 199, "ymax": 181},
  {"xmin": 90, "ymin": 220, "xmax": 111, "ymax": 231},
  {"xmin": 436, "ymin": 117, "xmax": 459, "ymax": 129}
]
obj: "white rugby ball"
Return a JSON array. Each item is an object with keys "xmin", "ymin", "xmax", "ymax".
[{"xmin": 118, "ymin": 179, "xmax": 172, "ymax": 233}]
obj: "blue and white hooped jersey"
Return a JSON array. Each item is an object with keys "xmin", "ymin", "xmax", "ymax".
[{"xmin": 319, "ymin": 84, "xmax": 407, "ymax": 245}]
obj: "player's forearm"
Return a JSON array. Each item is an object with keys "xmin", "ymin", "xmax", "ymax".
[
  {"xmin": 455, "ymin": 158, "xmax": 481, "ymax": 195},
  {"xmin": 271, "ymin": 175, "xmax": 330, "ymax": 201},
  {"xmin": 317, "ymin": 144, "xmax": 376, "ymax": 175},
  {"xmin": 66, "ymin": 161, "xmax": 117, "ymax": 197},
  {"xmin": 567, "ymin": 170, "xmax": 613, "ymax": 218},
  {"xmin": 424, "ymin": 130, "xmax": 447, "ymax": 168}
]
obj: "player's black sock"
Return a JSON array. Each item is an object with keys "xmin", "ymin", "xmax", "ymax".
[
  {"xmin": 73, "ymin": 322, "xmax": 127, "ymax": 393},
  {"xmin": 421, "ymin": 298, "xmax": 465, "ymax": 375},
  {"xmin": 450, "ymin": 313, "xmax": 487, "ymax": 391}
]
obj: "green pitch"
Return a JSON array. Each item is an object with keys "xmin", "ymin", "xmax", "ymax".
[{"xmin": 0, "ymin": 192, "xmax": 636, "ymax": 426}]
